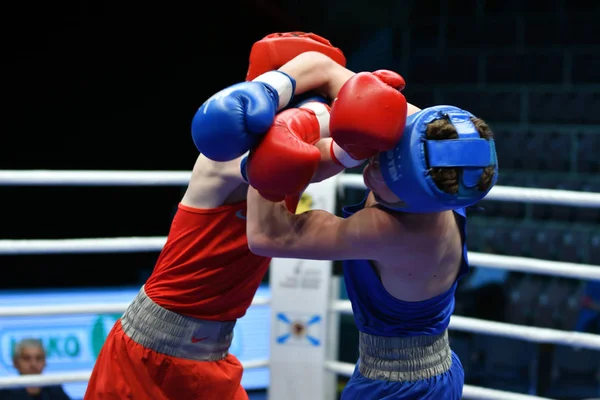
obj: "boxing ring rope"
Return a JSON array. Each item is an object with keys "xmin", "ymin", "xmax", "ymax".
[
  {"xmin": 330, "ymin": 300, "xmax": 600, "ymax": 349},
  {"xmin": 3, "ymin": 170, "xmax": 600, "ymax": 400},
  {"xmin": 2, "ymin": 238, "xmax": 600, "ymax": 280},
  {"xmin": 338, "ymin": 173, "xmax": 600, "ymax": 207},
  {"xmin": 0, "ymin": 297, "xmax": 271, "ymax": 317},
  {"xmin": 2, "ymin": 295, "xmax": 599, "ymax": 347},
  {"xmin": 0, "ymin": 359, "xmax": 271, "ymax": 390},
  {"xmin": 0, "ymin": 170, "xmax": 192, "ymax": 186},
  {"xmin": 2, "ymin": 169, "xmax": 600, "ymax": 208}
]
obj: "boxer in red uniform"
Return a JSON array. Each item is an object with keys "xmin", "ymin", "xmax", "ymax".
[{"xmin": 84, "ymin": 33, "xmax": 351, "ymax": 400}]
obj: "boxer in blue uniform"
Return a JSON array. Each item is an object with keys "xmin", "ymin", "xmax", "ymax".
[{"xmin": 245, "ymin": 102, "xmax": 499, "ymax": 399}]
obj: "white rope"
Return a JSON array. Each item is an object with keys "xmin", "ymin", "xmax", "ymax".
[
  {"xmin": 0, "ymin": 237, "xmax": 167, "ymax": 254},
  {"xmin": 0, "ymin": 297, "xmax": 270, "ymax": 317},
  {"xmin": 2, "ymin": 170, "xmax": 600, "ymax": 208},
  {"xmin": 468, "ymin": 252, "xmax": 600, "ymax": 280},
  {"xmin": 330, "ymin": 300, "xmax": 600, "ymax": 350},
  {"xmin": 3, "ymin": 237, "xmax": 599, "ymax": 281},
  {"xmin": 337, "ymin": 174, "xmax": 600, "ymax": 207},
  {"xmin": 240, "ymin": 359, "xmax": 270, "ymax": 369},
  {"xmin": 0, "ymin": 359, "xmax": 269, "ymax": 389},
  {"xmin": 0, "ymin": 303, "xmax": 131, "ymax": 317},
  {"xmin": 324, "ymin": 361, "xmax": 553, "ymax": 400},
  {"xmin": 0, "ymin": 170, "xmax": 190, "ymax": 186},
  {"xmin": 450, "ymin": 315, "xmax": 600, "ymax": 349},
  {"xmin": 0, "ymin": 372, "xmax": 91, "ymax": 389}
]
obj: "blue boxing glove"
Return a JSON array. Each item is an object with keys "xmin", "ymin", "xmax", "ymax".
[{"xmin": 191, "ymin": 71, "xmax": 296, "ymax": 162}]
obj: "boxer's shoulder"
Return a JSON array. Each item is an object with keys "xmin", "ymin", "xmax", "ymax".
[
  {"xmin": 181, "ymin": 156, "xmax": 247, "ymax": 209},
  {"xmin": 176, "ymin": 202, "xmax": 246, "ymax": 219}
]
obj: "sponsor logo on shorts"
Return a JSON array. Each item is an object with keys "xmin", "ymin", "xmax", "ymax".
[{"xmin": 191, "ymin": 336, "xmax": 209, "ymax": 343}]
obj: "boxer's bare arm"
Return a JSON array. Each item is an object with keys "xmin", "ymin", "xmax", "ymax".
[
  {"xmin": 180, "ymin": 155, "xmax": 248, "ymax": 209},
  {"xmin": 246, "ymin": 187, "xmax": 400, "ymax": 261},
  {"xmin": 278, "ymin": 51, "xmax": 421, "ymax": 112},
  {"xmin": 310, "ymin": 138, "xmax": 343, "ymax": 183},
  {"xmin": 278, "ymin": 52, "xmax": 353, "ymax": 182},
  {"xmin": 178, "ymin": 54, "xmax": 341, "ymax": 208},
  {"xmin": 277, "ymin": 51, "xmax": 355, "ymax": 100},
  {"xmin": 180, "ymin": 54, "xmax": 352, "ymax": 208},
  {"xmin": 181, "ymin": 54, "xmax": 417, "ymax": 208},
  {"xmin": 280, "ymin": 53, "xmax": 421, "ymax": 183}
]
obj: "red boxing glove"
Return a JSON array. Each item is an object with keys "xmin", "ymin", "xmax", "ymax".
[
  {"xmin": 284, "ymin": 193, "xmax": 302, "ymax": 213},
  {"xmin": 246, "ymin": 103, "xmax": 330, "ymax": 202},
  {"xmin": 246, "ymin": 32, "xmax": 346, "ymax": 81},
  {"xmin": 329, "ymin": 70, "xmax": 408, "ymax": 167}
]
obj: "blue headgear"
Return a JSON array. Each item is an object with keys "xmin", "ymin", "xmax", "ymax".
[{"xmin": 378, "ymin": 105, "xmax": 498, "ymax": 213}]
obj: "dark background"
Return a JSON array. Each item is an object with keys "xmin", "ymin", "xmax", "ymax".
[
  {"xmin": 4, "ymin": 0, "xmax": 598, "ymax": 290},
  {"xmin": 2, "ymin": 0, "xmax": 304, "ymax": 288},
  {"xmin": 0, "ymin": 0, "xmax": 436, "ymax": 288},
  {"xmin": 3, "ymin": 0, "xmax": 598, "ymax": 290}
]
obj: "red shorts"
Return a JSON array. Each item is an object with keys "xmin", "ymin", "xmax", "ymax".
[{"xmin": 85, "ymin": 321, "xmax": 248, "ymax": 400}]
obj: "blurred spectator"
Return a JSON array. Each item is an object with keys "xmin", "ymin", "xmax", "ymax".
[
  {"xmin": 0, "ymin": 338, "xmax": 70, "ymax": 400},
  {"xmin": 455, "ymin": 245, "xmax": 507, "ymax": 322},
  {"xmin": 576, "ymin": 280, "xmax": 600, "ymax": 334}
]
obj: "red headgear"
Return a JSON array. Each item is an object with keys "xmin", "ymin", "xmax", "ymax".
[{"xmin": 246, "ymin": 32, "xmax": 346, "ymax": 81}]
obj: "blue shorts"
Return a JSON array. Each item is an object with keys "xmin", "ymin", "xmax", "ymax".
[{"xmin": 341, "ymin": 351, "xmax": 464, "ymax": 400}]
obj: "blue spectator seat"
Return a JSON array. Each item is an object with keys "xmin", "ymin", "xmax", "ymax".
[
  {"xmin": 530, "ymin": 226, "xmax": 562, "ymax": 261},
  {"xmin": 506, "ymin": 275, "xmax": 546, "ymax": 325},
  {"xmin": 540, "ymin": 131, "xmax": 573, "ymax": 172},
  {"xmin": 533, "ymin": 278, "xmax": 576, "ymax": 328},
  {"xmin": 506, "ymin": 224, "xmax": 534, "ymax": 258},
  {"xmin": 589, "ymin": 233, "xmax": 600, "ymax": 266},
  {"xmin": 470, "ymin": 336, "xmax": 537, "ymax": 393},
  {"xmin": 546, "ymin": 345, "xmax": 600, "ymax": 399},
  {"xmin": 560, "ymin": 281, "xmax": 587, "ymax": 331},
  {"xmin": 494, "ymin": 129, "xmax": 527, "ymax": 170},
  {"xmin": 529, "ymin": 92, "xmax": 585, "ymax": 125},
  {"xmin": 577, "ymin": 133, "xmax": 600, "ymax": 173},
  {"xmin": 559, "ymin": 230, "xmax": 588, "ymax": 264}
]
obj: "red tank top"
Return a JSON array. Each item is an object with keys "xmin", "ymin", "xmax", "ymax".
[{"xmin": 144, "ymin": 202, "xmax": 270, "ymax": 321}]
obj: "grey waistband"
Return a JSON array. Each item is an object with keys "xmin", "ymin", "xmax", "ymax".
[
  {"xmin": 358, "ymin": 330, "xmax": 452, "ymax": 382},
  {"xmin": 120, "ymin": 286, "xmax": 235, "ymax": 361}
]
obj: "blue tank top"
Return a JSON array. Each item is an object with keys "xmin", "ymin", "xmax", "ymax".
[{"xmin": 342, "ymin": 193, "xmax": 470, "ymax": 337}]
